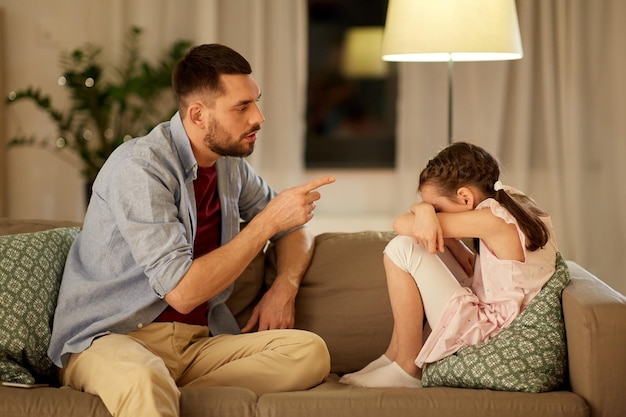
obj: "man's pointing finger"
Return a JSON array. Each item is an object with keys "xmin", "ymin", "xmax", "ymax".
[{"xmin": 299, "ymin": 176, "xmax": 336, "ymax": 193}]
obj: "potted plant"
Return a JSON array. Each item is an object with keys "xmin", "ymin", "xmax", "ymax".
[{"xmin": 6, "ymin": 27, "xmax": 191, "ymax": 199}]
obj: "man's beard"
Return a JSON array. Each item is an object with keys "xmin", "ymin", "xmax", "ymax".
[{"xmin": 204, "ymin": 117, "xmax": 259, "ymax": 158}]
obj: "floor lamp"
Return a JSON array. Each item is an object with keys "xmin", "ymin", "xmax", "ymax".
[{"xmin": 381, "ymin": 0, "xmax": 524, "ymax": 144}]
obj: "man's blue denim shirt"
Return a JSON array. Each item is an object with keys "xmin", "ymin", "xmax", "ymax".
[{"xmin": 48, "ymin": 112, "xmax": 286, "ymax": 368}]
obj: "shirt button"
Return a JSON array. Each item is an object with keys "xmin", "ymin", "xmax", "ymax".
[{"xmin": 137, "ymin": 323, "xmax": 144, "ymax": 329}]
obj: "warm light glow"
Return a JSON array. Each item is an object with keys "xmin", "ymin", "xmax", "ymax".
[
  {"xmin": 342, "ymin": 26, "xmax": 388, "ymax": 78},
  {"xmin": 381, "ymin": 0, "xmax": 523, "ymax": 62}
]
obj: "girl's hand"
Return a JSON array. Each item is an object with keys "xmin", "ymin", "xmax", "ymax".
[{"xmin": 410, "ymin": 202, "xmax": 444, "ymax": 253}]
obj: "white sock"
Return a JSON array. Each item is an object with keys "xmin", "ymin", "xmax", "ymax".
[
  {"xmin": 339, "ymin": 354, "xmax": 392, "ymax": 384},
  {"xmin": 343, "ymin": 362, "xmax": 422, "ymax": 388}
]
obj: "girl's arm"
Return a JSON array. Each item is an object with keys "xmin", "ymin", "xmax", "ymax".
[
  {"xmin": 437, "ymin": 209, "xmax": 524, "ymax": 261},
  {"xmin": 394, "ymin": 204, "xmax": 474, "ymax": 274},
  {"xmin": 393, "ymin": 202, "xmax": 444, "ymax": 253},
  {"xmin": 394, "ymin": 203, "xmax": 524, "ymax": 261}
]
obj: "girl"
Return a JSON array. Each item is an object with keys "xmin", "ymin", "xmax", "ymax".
[{"xmin": 340, "ymin": 141, "xmax": 558, "ymax": 388}]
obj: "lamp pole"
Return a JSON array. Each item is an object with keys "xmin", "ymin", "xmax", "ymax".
[{"xmin": 448, "ymin": 57, "xmax": 454, "ymax": 145}]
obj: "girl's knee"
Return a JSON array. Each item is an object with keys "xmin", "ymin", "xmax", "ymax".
[{"xmin": 384, "ymin": 235, "xmax": 424, "ymax": 270}]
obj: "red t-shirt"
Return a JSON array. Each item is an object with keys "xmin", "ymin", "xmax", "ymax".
[{"xmin": 155, "ymin": 165, "xmax": 221, "ymax": 325}]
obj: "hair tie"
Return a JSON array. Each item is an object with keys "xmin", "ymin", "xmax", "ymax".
[{"xmin": 494, "ymin": 180, "xmax": 504, "ymax": 191}]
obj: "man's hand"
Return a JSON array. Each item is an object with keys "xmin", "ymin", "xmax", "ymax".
[
  {"xmin": 240, "ymin": 279, "xmax": 296, "ymax": 332},
  {"xmin": 256, "ymin": 176, "xmax": 336, "ymax": 235}
]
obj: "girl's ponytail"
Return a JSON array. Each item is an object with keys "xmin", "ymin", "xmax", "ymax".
[{"xmin": 492, "ymin": 184, "xmax": 550, "ymax": 251}]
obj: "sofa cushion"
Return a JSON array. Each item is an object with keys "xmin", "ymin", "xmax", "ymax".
[
  {"xmin": 266, "ymin": 231, "xmax": 396, "ymax": 374},
  {"xmin": 256, "ymin": 376, "xmax": 589, "ymax": 417},
  {"xmin": 0, "ymin": 227, "xmax": 80, "ymax": 384},
  {"xmin": 422, "ymin": 252, "xmax": 570, "ymax": 392}
]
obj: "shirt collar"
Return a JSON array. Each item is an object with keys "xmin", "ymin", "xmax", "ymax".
[{"xmin": 169, "ymin": 111, "xmax": 198, "ymax": 181}]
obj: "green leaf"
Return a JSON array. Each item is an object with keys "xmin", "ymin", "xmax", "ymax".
[{"xmin": 6, "ymin": 27, "xmax": 191, "ymax": 182}]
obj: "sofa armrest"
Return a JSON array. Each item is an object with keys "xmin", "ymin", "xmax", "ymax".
[{"xmin": 563, "ymin": 261, "xmax": 626, "ymax": 417}]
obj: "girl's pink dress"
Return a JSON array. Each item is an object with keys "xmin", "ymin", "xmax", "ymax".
[{"xmin": 415, "ymin": 198, "xmax": 558, "ymax": 368}]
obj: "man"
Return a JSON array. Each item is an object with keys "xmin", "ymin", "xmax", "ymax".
[{"xmin": 48, "ymin": 43, "xmax": 335, "ymax": 417}]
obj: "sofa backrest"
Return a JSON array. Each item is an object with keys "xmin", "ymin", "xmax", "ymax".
[
  {"xmin": 0, "ymin": 219, "xmax": 82, "ymax": 236},
  {"xmin": 264, "ymin": 231, "xmax": 396, "ymax": 374}
]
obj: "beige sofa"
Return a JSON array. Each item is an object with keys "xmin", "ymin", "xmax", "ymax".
[{"xmin": 1, "ymin": 218, "xmax": 625, "ymax": 417}]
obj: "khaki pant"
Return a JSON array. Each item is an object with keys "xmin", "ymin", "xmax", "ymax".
[{"xmin": 61, "ymin": 322, "xmax": 330, "ymax": 417}]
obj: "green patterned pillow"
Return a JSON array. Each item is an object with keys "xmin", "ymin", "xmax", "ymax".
[
  {"xmin": 0, "ymin": 227, "xmax": 80, "ymax": 384},
  {"xmin": 422, "ymin": 253, "xmax": 569, "ymax": 392}
]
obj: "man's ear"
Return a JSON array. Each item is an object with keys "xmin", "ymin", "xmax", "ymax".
[
  {"xmin": 457, "ymin": 187, "xmax": 475, "ymax": 208},
  {"xmin": 187, "ymin": 101, "xmax": 206, "ymax": 128}
]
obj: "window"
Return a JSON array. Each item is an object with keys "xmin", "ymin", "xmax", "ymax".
[{"xmin": 306, "ymin": 0, "xmax": 397, "ymax": 169}]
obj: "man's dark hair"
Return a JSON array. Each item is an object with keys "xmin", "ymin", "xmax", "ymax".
[{"xmin": 172, "ymin": 43, "xmax": 252, "ymax": 104}]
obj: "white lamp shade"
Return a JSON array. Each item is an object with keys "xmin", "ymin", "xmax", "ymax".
[
  {"xmin": 382, "ymin": 0, "xmax": 523, "ymax": 62},
  {"xmin": 342, "ymin": 27, "xmax": 389, "ymax": 78}
]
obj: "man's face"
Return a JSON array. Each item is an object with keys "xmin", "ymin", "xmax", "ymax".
[{"xmin": 203, "ymin": 74, "xmax": 265, "ymax": 158}]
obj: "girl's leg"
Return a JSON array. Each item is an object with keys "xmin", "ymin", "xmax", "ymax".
[
  {"xmin": 382, "ymin": 254, "xmax": 425, "ymax": 377},
  {"xmin": 338, "ymin": 261, "xmax": 405, "ymax": 384},
  {"xmin": 341, "ymin": 254, "xmax": 424, "ymax": 387},
  {"xmin": 341, "ymin": 236, "xmax": 461, "ymax": 388},
  {"xmin": 387, "ymin": 236, "xmax": 463, "ymax": 327},
  {"xmin": 338, "ymin": 322, "xmax": 402, "ymax": 383}
]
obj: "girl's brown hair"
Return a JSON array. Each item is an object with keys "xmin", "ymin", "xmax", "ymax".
[{"xmin": 418, "ymin": 142, "xmax": 550, "ymax": 251}]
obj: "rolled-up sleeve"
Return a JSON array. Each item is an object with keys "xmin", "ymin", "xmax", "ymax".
[{"xmin": 94, "ymin": 139, "xmax": 195, "ymax": 298}]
